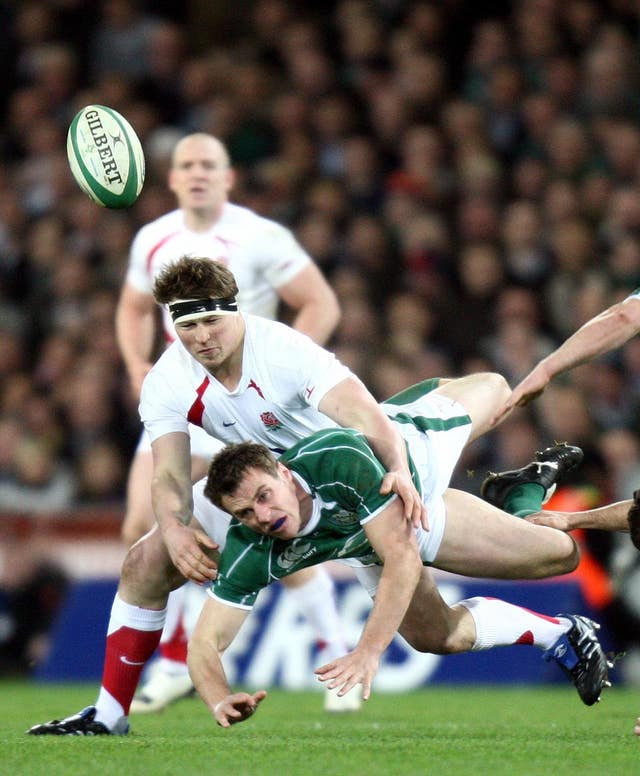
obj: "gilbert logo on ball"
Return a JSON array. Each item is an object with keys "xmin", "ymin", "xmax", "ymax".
[{"xmin": 66, "ymin": 104, "xmax": 145, "ymax": 208}]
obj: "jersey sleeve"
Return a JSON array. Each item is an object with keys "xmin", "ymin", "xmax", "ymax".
[
  {"xmin": 138, "ymin": 355, "xmax": 190, "ymax": 442},
  {"xmin": 272, "ymin": 322, "xmax": 352, "ymax": 410},
  {"xmin": 208, "ymin": 522, "xmax": 271, "ymax": 609},
  {"xmin": 257, "ymin": 218, "xmax": 312, "ymax": 288},
  {"xmin": 208, "ymin": 577, "xmax": 260, "ymax": 610},
  {"xmin": 297, "ymin": 344, "xmax": 352, "ymax": 410},
  {"xmin": 327, "ymin": 438, "xmax": 397, "ymax": 524}
]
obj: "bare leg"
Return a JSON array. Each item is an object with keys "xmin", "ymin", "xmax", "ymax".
[
  {"xmin": 121, "ymin": 450, "xmax": 155, "ymax": 547},
  {"xmin": 434, "ymin": 488, "xmax": 579, "ymax": 579},
  {"xmin": 398, "ymin": 568, "xmax": 476, "ymax": 652},
  {"xmin": 125, "ymin": 451, "xmax": 210, "ymax": 714}
]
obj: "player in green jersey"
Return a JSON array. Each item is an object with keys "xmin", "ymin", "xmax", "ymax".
[{"xmin": 188, "ymin": 418, "xmax": 611, "ymax": 728}]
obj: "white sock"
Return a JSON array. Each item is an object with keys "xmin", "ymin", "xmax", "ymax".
[
  {"xmin": 459, "ymin": 596, "xmax": 571, "ymax": 651},
  {"xmin": 284, "ymin": 566, "xmax": 349, "ymax": 660},
  {"xmin": 95, "ymin": 687, "xmax": 128, "ymax": 728},
  {"xmin": 106, "ymin": 593, "xmax": 167, "ymax": 635}
]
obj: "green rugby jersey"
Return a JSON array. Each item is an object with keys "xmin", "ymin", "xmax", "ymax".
[{"xmin": 210, "ymin": 427, "xmax": 422, "ymax": 608}]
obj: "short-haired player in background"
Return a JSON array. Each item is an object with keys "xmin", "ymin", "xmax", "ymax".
[{"xmin": 114, "ymin": 133, "xmax": 353, "ymax": 713}]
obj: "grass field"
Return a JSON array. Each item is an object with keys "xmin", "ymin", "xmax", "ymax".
[{"xmin": 2, "ymin": 680, "xmax": 638, "ymax": 776}]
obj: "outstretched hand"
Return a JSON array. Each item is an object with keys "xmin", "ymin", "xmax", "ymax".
[
  {"xmin": 213, "ymin": 691, "xmax": 267, "ymax": 728},
  {"xmin": 315, "ymin": 649, "xmax": 378, "ymax": 701},
  {"xmin": 162, "ymin": 522, "xmax": 219, "ymax": 583},
  {"xmin": 525, "ymin": 510, "xmax": 572, "ymax": 531},
  {"xmin": 380, "ymin": 471, "xmax": 427, "ymax": 530}
]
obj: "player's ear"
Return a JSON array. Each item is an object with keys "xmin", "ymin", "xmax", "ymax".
[
  {"xmin": 225, "ymin": 166, "xmax": 236, "ymax": 193},
  {"xmin": 276, "ymin": 461, "xmax": 292, "ymax": 482},
  {"xmin": 168, "ymin": 166, "xmax": 177, "ymax": 193}
]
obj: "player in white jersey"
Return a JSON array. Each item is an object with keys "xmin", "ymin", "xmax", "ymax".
[
  {"xmin": 114, "ymin": 133, "xmax": 344, "ymax": 713},
  {"xmin": 140, "ymin": 313, "xmax": 348, "ymax": 451},
  {"xmin": 29, "ymin": 257, "xmax": 478, "ymax": 736}
]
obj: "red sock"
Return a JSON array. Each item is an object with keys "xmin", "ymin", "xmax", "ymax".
[
  {"xmin": 102, "ymin": 626, "xmax": 163, "ymax": 714},
  {"xmin": 159, "ymin": 618, "xmax": 188, "ymax": 664}
]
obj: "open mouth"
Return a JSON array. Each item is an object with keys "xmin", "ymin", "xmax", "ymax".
[{"xmin": 271, "ymin": 516, "xmax": 286, "ymax": 533}]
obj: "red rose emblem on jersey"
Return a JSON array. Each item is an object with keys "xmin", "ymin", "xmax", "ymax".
[{"xmin": 261, "ymin": 411, "xmax": 283, "ymax": 430}]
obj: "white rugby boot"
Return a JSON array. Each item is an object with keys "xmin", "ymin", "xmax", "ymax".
[
  {"xmin": 323, "ymin": 686, "xmax": 363, "ymax": 713},
  {"xmin": 129, "ymin": 664, "xmax": 194, "ymax": 714}
]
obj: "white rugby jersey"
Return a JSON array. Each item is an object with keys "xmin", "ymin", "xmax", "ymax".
[
  {"xmin": 125, "ymin": 203, "xmax": 312, "ymax": 339},
  {"xmin": 139, "ymin": 314, "xmax": 351, "ymax": 451}
]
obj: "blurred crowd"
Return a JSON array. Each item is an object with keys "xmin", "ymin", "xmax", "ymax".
[{"xmin": 1, "ymin": 0, "xmax": 640, "ymax": 672}]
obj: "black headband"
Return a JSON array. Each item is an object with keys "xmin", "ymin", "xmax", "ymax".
[{"xmin": 169, "ymin": 296, "xmax": 238, "ymax": 323}]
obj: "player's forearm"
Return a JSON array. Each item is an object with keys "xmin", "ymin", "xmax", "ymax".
[
  {"xmin": 364, "ymin": 417, "xmax": 412, "ymax": 478},
  {"xmin": 557, "ymin": 501, "xmax": 631, "ymax": 532},
  {"xmin": 357, "ymin": 546, "xmax": 422, "ymax": 657},
  {"xmin": 543, "ymin": 305, "xmax": 640, "ymax": 380},
  {"xmin": 320, "ymin": 379, "xmax": 412, "ymax": 475},
  {"xmin": 115, "ymin": 297, "xmax": 157, "ymax": 372},
  {"xmin": 116, "ymin": 310, "xmax": 156, "ymax": 369},
  {"xmin": 290, "ymin": 294, "xmax": 340, "ymax": 346},
  {"xmin": 188, "ymin": 599, "xmax": 248, "ymax": 719},
  {"xmin": 187, "ymin": 637, "xmax": 232, "ymax": 714},
  {"xmin": 151, "ymin": 471, "xmax": 194, "ymax": 532}
]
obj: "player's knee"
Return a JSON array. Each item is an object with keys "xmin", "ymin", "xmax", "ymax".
[
  {"xmin": 120, "ymin": 532, "xmax": 179, "ymax": 601},
  {"xmin": 400, "ymin": 601, "xmax": 474, "ymax": 654},
  {"xmin": 399, "ymin": 618, "xmax": 457, "ymax": 654},
  {"xmin": 554, "ymin": 534, "xmax": 580, "ymax": 575},
  {"xmin": 403, "ymin": 631, "xmax": 465, "ymax": 655},
  {"xmin": 481, "ymin": 372, "xmax": 511, "ymax": 405},
  {"xmin": 530, "ymin": 531, "xmax": 580, "ymax": 579}
]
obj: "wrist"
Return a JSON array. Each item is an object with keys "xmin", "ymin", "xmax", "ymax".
[{"xmin": 159, "ymin": 515, "xmax": 185, "ymax": 535}]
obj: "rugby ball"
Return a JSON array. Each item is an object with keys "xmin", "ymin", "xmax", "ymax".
[{"xmin": 66, "ymin": 104, "xmax": 145, "ymax": 208}]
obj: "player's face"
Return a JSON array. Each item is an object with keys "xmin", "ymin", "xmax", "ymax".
[
  {"xmin": 222, "ymin": 464, "xmax": 305, "ymax": 539},
  {"xmin": 168, "ymin": 136, "xmax": 234, "ymax": 215},
  {"xmin": 174, "ymin": 313, "xmax": 244, "ymax": 373}
]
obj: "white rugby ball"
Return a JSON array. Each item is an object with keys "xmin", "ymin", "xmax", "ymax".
[{"xmin": 66, "ymin": 104, "xmax": 145, "ymax": 208}]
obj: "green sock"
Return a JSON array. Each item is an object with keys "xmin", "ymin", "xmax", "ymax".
[{"xmin": 502, "ymin": 483, "xmax": 546, "ymax": 518}]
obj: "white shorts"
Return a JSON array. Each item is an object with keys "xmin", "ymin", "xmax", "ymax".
[
  {"xmin": 355, "ymin": 392, "xmax": 472, "ymax": 598},
  {"xmin": 400, "ymin": 395, "xmax": 471, "ymax": 560},
  {"xmin": 135, "ymin": 423, "xmax": 224, "ymax": 459}
]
